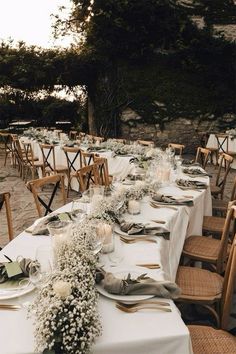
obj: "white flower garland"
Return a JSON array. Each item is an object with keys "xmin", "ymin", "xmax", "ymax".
[{"xmin": 30, "ymin": 182, "xmax": 149, "ymax": 353}]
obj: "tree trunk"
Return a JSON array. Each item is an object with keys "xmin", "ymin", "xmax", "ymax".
[{"xmin": 87, "ymin": 95, "xmax": 97, "ymax": 135}]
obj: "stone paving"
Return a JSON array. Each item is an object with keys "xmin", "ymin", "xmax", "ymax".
[{"xmin": 0, "ymin": 150, "xmax": 236, "ymax": 248}]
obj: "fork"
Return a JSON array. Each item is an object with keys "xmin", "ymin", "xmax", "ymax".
[
  {"xmin": 120, "ymin": 236, "xmax": 156, "ymax": 244},
  {"xmin": 117, "ymin": 300, "xmax": 170, "ymax": 307},
  {"xmin": 116, "ymin": 303, "xmax": 172, "ymax": 313},
  {"xmin": 136, "ymin": 263, "xmax": 160, "ymax": 269},
  {"xmin": 0, "ymin": 304, "xmax": 21, "ymax": 311}
]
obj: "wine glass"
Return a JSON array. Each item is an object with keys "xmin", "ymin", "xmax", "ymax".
[
  {"xmin": 108, "ymin": 235, "xmax": 124, "ymax": 266},
  {"xmin": 86, "ymin": 228, "xmax": 105, "ymax": 255},
  {"xmin": 29, "ymin": 245, "xmax": 53, "ymax": 288}
]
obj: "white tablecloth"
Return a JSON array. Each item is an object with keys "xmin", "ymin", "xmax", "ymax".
[
  {"xmin": 0, "ymin": 176, "xmax": 212, "ymax": 354},
  {"xmin": 206, "ymin": 134, "xmax": 236, "ymax": 169}
]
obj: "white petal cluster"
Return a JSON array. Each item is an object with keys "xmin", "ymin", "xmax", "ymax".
[{"xmin": 53, "ymin": 280, "xmax": 72, "ymax": 299}]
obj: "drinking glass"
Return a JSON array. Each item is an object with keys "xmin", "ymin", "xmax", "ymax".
[
  {"xmin": 108, "ymin": 235, "xmax": 124, "ymax": 265},
  {"xmin": 47, "ymin": 220, "xmax": 72, "ymax": 251},
  {"xmin": 87, "ymin": 230, "xmax": 105, "ymax": 255},
  {"xmin": 29, "ymin": 245, "xmax": 53, "ymax": 288}
]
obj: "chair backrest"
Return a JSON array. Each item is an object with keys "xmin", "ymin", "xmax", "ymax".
[
  {"xmin": 69, "ymin": 130, "xmax": 78, "ymax": 140},
  {"xmin": 215, "ymin": 153, "xmax": 233, "ymax": 196},
  {"xmin": 195, "ymin": 147, "xmax": 211, "ymax": 169},
  {"xmin": 75, "ymin": 164, "xmax": 98, "ymax": 192},
  {"xmin": 168, "ymin": 143, "xmax": 185, "ymax": 156},
  {"xmin": 137, "ymin": 140, "xmax": 154, "ymax": 147},
  {"xmin": 81, "ymin": 151, "xmax": 98, "ymax": 166},
  {"xmin": 63, "ymin": 147, "xmax": 82, "ymax": 174},
  {"xmin": 0, "ymin": 192, "xmax": 13, "ymax": 242},
  {"xmin": 230, "ymin": 177, "xmax": 236, "ymax": 201},
  {"xmin": 22, "ymin": 142, "xmax": 35, "ymax": 167},
  {"xmin": 216, "ymin": 134, "xmax": 229, "ymax": 154},
  {"xmin": 217, "ymin": 201, "xmax": 236, "ymax": 273},
  {"xmin": 13, "ymin": 137, "xmax": 25, "ymax": 162},
  {"xmin": 221, "ymin": 238, "xmax": 236, "ymax": 330},
  {"xmin": 94, "ymin": 157, "xmax": 110, "ymax": 186},
  {"xmin": 40, "ymin": 144, "xmax": 56, "ymax": 173},
  {"xmin": 26, "ymin": 174, "xmax": 66, "ymax": 217}
]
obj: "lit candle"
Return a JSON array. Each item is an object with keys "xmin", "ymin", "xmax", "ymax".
[
  {"xmin": 128, "ymin": 199, "xmax": 141, "ymax": 215},
  {"xmin": 96, "ymin": 223, "xmax": 114, "ymax": 253}
]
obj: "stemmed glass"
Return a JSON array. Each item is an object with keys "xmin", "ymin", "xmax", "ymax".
[{"xmin": 29, "ymin": 245, "xmax": 53, "ymax": 288}]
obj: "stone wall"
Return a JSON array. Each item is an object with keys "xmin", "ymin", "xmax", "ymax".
[{"xmin": 120, "ymin": 108, "xmax": 236, "ymax": 153}]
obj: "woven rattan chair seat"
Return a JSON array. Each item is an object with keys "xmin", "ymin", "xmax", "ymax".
[
  {"xmin": 203, "ymin": 216, "xmax": 225, "ymax": 234},
  {"xmin": 183, "ymin": 236, "xmax": 221, "ymax": 261},
  {"xmin": 176, "ymin": 266, "xmax": 223, "ymax": 299},
  {"xmin": 188, "ymin": 325, "xmax": 236, "ymax": 354}
]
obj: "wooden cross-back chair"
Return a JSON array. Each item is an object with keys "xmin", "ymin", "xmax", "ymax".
[
  {"xmin": 26, "ymin": 174, "xmax": 66, "ymax": 217},
  {"xmin": 195, "ymin": 147, "xmax": 211, "ymax": 169},
  {"xmin": 137, "ymin": 140, "xmax": 154, "ymax": 147},
  {"xmin": 69, "ymin": 130, "xmax": 78, "ymax": 140},
  {"xmin": 0, "ymin": 133, "xmax": 14, "ymax": 166},
  {"xmin": 212, "ymin": 176, "xmax": 236, "ymax": 215},
  {"xmin": 81, "ymin": 151, "xmax": 99, "ymax": 167},
  {"xmin": 185, "ymin": 241, "xmax": 236, "ymax": 353},
  {"xmin": 40, "ymin": 144, "xmax": 68, "ymax": 177},
  {"xmin": 0, "ymin": 192, "xmax": 13, "ymax": 242},
  {"xmin": 182, "ymin": 201, "xmax": 236, "ymax": 274},
  {"xmin": 94, "ymin": 157, "xmax": 110, "ymax": 187},
  {"xmin": 168, "ymin": 143, "xmax": 185, "ymax": 156},
  {"xmin": 176, "ymin": 236, "xmax": 236, "ymax": 329},
  {"xmin": 216, "ymin": 133, "xmax": 236, "ymax": 162},
  {"xmin": 75, "ymin": 164, "xmax": 98, "ymax": 193},
  {"xmin": 22, "ymin": 142, "xmax": 44, "ymax": 181},
  {"xmin": 63, "ymin": 146, "xmax": 82, "ymax": 196},
  {"xmin": 12, "ymin": 137, "xmax": 28, "ymax": 178},
  {"xmin": 211, "ymin": 153, "xmax": 233, "ymax": 199}
]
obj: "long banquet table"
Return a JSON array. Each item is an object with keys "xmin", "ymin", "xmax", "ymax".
[
  {"xmin": 0, "ymin": 172, "xmax": 212, "ymax": 354},
  {"xmin": 20, "ymin": 138, "xmax": 135, "ymax": 187}
]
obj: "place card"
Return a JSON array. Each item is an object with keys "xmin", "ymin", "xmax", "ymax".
[{"xmin": 5, "ymin": 262, "xmax": 22, "ymax": 278}]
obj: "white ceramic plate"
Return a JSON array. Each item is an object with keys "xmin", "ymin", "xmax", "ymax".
[
  {"xmin": 96, "ymin": 266, "xmax": 155, "ymax": 302},
  {"xmin": 0, "ymin": 279, "xmax": 35, "ymax": 300}
]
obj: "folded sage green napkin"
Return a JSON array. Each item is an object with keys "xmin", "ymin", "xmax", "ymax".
[
  {"xmin": 152, "ymin": 192, "xmax": 194, "ymax": 206},
  {"xmin": 176, "ymin": 179, "xmax": 207, "ymax": 189},
  {"xmin": 96, "ymin": 269, "xmax": 181, "ymax": 299},
  {"xmin": 119, "ymin": 220, "xmax": 170, "ymax": 240},
  {"xmin": 0, "ymin": 257, "xmax": 38, "ymax": 284},
  {"xmin": 27, "ymin": 210, "xmax": 79, "ymax": 236}
]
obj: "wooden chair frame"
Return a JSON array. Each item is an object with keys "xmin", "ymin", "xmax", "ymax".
[
  {"xmin": 0, "ymin": 192, "xmax": 13, "ymax": 242},
  {"xmin": 195, "ymin": 147, "xmax": 211, "ymax": 169},
  {"xmin": 22, "ymin": 142, "xmax": 44, "ymax": 181},
  {"xmin": 75, "ymin": 164, "xmax": 98, "ymax": 193},
  {"xmin": 26, "ymin": 174, "xmax": 66, "ymax": 217},
  {"xmin": 63, "ymin": 146, "xmax": 82, "ymax": 196},
  {"xmin": 0, "ymin": 133, "xmax": 14, "ymax": 166},
  {"xmin": 168, "ymin": 143, "xmax": 185, "ymax": 156},
  {"xmin": 137, "ymin": 140, "xmax": 154, "ymax": 147},
  {"xmin": 81, "ymin": 151, "xmax": 98, "ymax": 166},
  {"xmin": 182, "ymin": 201, "xmax": 236, "ymax": 274},
  {"xmin": 94, "ymin": 157, "xmax": 110, "ymax": 186},
  {"xmin": 212, "ymin": 153, "xmax": 233, "ymax": 199},
  {"xmin": 177, "ymin": 237, "xmax": 236, "ymax": 328}
]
